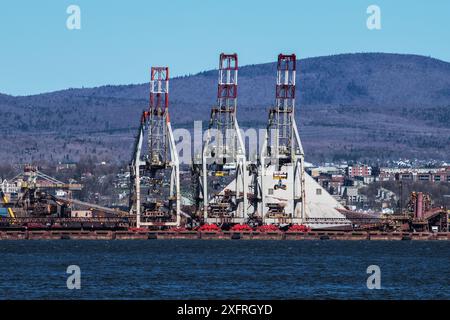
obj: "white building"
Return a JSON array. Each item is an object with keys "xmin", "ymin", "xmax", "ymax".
[{"xmin": 0, "ymin": 179, "xmax": 19, "ymax": 194}]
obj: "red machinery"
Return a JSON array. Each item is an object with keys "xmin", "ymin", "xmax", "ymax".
[
  {"xmin": 230, "ymin": 224, "xmax": 253, "ymax": 232},
  {"xmin": 287, "ymin": 224, "xmax": 310, "ymax": 232},
  {"xmin": 197, "ymin": 223, "xmax": 222, "ymax": 232},
  {"xmin": 257, "ymin": 224, "xmax": 280, "ymax": 232}
]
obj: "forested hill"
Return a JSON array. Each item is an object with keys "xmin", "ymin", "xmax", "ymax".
[{"xmin": 1, "ymin": 53, "xmax": 450, "ymax": 163}]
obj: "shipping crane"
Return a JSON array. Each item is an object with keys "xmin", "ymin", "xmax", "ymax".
[
  {"xmin": 259, "ymin": 54, "xmax": 306, "ymax": 224},
  {"xmin": 198, "ymin": 53, "xmax": 248, "ymax": 224},
  {"xmin": 129, "ymin": 67, "xmax": 180, "ymax": 227}
]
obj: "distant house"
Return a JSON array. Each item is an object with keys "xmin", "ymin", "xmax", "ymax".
[
  {"xmin": 379, "ymin": 167, "xmax": 449, "ymax": 182},
  {"xmin": 342, "ymin": 186, "xmax": 367, "ymax": 205},
  {"xmin": 0, "ymin": 179, "xmax": 19, "ymax": 194},
  {"xmin": 55, "ymin": 162, "xmax": 77, "ymax": 172},
  {"xmin": 347, "ymin": 165, "xmax": 372, "ymax": 178},
  {"xmin": 310, "ymin": 166, "xmax": 342, "ymax": 178},
  {"xmin": 377, "ymin": 187, "xmax": 397, "ymax": 202},
  {"xmin": 313, "ymin": 173, "xmax": 345, "ymax": 195},
  {"xmin": 433, "ymin": 167, "xmax": 450, "ymax": 182},
  {"xmin": 330, "ymin": 175, "xmax": 345, "ymax": 194}
]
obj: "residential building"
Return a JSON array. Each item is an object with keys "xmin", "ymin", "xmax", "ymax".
[{"xmin": 347, "ymin": 165, "xmax": 372, "ymax": 178}]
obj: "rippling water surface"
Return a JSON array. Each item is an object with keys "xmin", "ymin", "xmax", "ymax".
[{"xmin": 0, "ymin": 240, "xmax": 448, "ymax": 299}]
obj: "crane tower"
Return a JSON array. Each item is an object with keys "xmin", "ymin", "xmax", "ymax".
[
  {"xmin": 259, "ymin": 54, "xmax": 306, "ymax": 224},
  {"xmin": 200, "ymin": 53, "xmax": 248, "ymax": 224},
  {"xmin": 129, "ymin": 67, "xmax": 180, "ymax": 227}
]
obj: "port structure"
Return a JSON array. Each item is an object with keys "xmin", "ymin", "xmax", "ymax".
[
  {"xmin": 259, "ymin": 54, "xmax": 306, "ymax": 224},
  {"xmin": 200, "ymin": 53, "xmax": 247, "ymax": 224},
  {"xmin": 3, "ymin": 165, "xmax": 82, "ymax": 217},
  {"xmin": 129, "ymin": 67, "xmax": 180, "ymax": 228}
]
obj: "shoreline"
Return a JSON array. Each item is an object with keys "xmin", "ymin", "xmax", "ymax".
[{"xmin": 0, "ymin": 230, "xmax": 449, "ymax": 241}]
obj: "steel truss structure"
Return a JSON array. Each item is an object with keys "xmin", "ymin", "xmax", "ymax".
[
  {"xmin": 129, "ymin": 67, "xmax": 180, "ymax": 227},
  {"xmin": 200, "ymin": 53, "xmax": 248, "ymax": 224},
  {"xmin": 259, "ymin": 54, "xmax": 306, "ymax": 224}
]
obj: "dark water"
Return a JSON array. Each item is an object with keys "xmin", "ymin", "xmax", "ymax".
[{"xmin": 0, "ymin": 240, "xmax": 448, "ymax": 300}]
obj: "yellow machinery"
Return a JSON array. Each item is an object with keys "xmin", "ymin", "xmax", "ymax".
[{"xmin": 0, "ymin": 188, "xmax": 15, "ymax": 218}]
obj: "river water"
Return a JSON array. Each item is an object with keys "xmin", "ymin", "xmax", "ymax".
[{"xmin": 0, "ymin": 240, "xmax": 448, "ymax": 299}]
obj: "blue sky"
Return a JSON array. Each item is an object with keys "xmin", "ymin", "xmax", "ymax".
[{"xmin": 1, "ymin": 0, "xmax": 449, "ymax": 95}]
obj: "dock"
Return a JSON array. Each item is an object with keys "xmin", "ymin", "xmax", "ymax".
[{"xmin": 0, "ymin": 230, "xmax": 449, "ymax": 241}]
